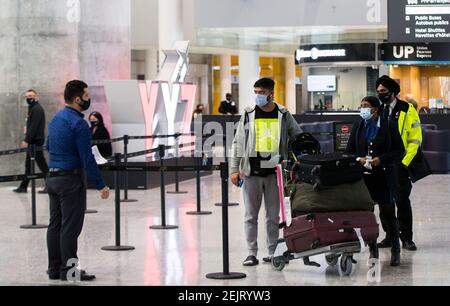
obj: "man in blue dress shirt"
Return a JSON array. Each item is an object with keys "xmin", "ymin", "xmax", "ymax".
[{"xmin": 46, "ymin": 80, "xmax": 110, "ymax": 281}]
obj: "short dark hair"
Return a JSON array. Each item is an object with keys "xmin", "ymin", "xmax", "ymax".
[
  {"xmin": 226, "ymin": 93, "xmax": 232, "ymax": 98},
  {"xmin": 26, "ymin": 89, "xmax": 37, "ymax": 94},
  {"xmin": 64, "ymin": 80, "xmax": 88, "ymax": 103},
  {"xmin": 254, "ymin": 78, "xmax": 275, "ymax": 91}
]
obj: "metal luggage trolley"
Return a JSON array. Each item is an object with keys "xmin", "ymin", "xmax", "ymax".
[{"xmin": 272, "ymin": 164, "xmax": 379, "ymax": 276}]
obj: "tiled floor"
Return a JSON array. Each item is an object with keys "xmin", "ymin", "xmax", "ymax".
[{"xmin": 0, "ymin": 174, "xmax": 449, "ymax": 286}]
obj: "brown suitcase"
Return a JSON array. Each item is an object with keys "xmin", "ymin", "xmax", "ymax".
[{"xmin": 284, "ymin": 211, "xmax": 379, "ymax": 253}]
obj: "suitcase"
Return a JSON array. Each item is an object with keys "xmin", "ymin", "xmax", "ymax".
[
  {"xmin": 284, "ymin": 211, "xmax": 379, "ymax": 253},
  {"xmin": 297, "ymin": 153, "xmax": 363, "ymax": 189}
]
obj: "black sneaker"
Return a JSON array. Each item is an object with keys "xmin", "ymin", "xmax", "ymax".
[
  {"xmin": 262, "ymin": 256, "xmax": 273, "ymax": 263},
  {"xmin": 243, "ymin": 255, "xmax": 259, "ymax": 266},
  {"xmin": 13, "ymin": 187, "xmax": 27, "ymax": 193},
  {"xmin": 377, "ymin": 238, "xmax": 392, "ymax": 248},
  {"xmin": 48, "ymin": 272, "xmax": 60, "ymax": 280},
  {"xmin": 402, "ymin": 241, "xmax": 418, "ymax": 251}
]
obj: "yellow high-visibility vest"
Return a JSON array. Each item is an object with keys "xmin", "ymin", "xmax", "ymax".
[{"xmin": 395, "ymin": 101, "xmax": 422, "ymax": 167}]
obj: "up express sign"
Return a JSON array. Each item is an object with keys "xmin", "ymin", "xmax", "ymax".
[{"xmin": 379, "ymin": 43, "xmax": 450, "ymax": 64}]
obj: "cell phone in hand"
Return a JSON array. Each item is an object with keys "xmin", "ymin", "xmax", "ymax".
[{"xmin": 238, "ymin": 177, "xmax": 244, "ymax": 188}]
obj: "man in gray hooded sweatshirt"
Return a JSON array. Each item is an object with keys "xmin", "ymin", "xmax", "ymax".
[{"xmin": 230, "ymin": 78, "xmax": 301, "ymax": 266}]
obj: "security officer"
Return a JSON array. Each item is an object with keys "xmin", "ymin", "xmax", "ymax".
[
  {"xmin": 219, "ymin": 93, "xmax": 238, "ymax": 115},
  {"xmin": 13, "ymin": 89, "xmax": 49, "ymax": 194},
  {"xmin": 46, "ymin": 80, "xmax": 110, "ymax": 281},
  {"xmin": 376, "ymin": 75, "xmax": 422, "ymax": 251}
]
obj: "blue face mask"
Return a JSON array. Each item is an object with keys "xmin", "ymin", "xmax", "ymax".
[
  {"xmin": 255, "ymin": 94, "xmax": 269, "ymax": 107},
  {"xmin": 360, "ymin": 108, "xmax": 373, "ymax": 121}
]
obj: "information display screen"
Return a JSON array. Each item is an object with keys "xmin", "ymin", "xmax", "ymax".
[{"xmin": 307, "ymin": 75, "xmax": 336, "ymax": 92}]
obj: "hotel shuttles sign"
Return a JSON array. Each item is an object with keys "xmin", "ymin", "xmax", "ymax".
[{"xmin": 104, "ymin": 41, "xmax": 196, "ymax": 160}]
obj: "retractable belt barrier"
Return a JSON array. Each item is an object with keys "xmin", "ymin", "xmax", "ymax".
[
  {"xmin": 0, "ymin": 146, "xmax": 47, "ymax": 157},
  {"xmin": 91, "ymin": 137, "xmax": 125, "ymax": 145}
]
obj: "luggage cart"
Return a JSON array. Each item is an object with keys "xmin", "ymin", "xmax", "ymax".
[{"xmin": 273, "ymin": 164, "xmax": 379, "ymax": 276}]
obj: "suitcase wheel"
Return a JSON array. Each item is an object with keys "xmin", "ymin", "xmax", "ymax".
[
  {"xmin": 340, "ymin": 255, "xmax": 353, "ymax": 276},
  {"xmin": 325, "ymin": 254, "xmax": 340, "ymax": 267},
  {"xmin": 272, "ymin": 256, "xmax": 288, "ymax": 271}
]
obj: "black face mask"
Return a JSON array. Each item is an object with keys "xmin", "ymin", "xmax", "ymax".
[
  {"xmin": 79, "ymin": 98, "xmax": 91, "ymax": 111},
  {"xmin": 378, "ymin": 92, "xmax": 393, "ymax": 104},
  {"xmin": 26, "ymin": 98, "xmax": 35, "ymax": 105},
  {"xmin": 90, "ymin": 121, "xmax": 99, "ymax": 127}
]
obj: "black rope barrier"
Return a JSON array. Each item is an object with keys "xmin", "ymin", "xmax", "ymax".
[
  {"xmin": 206, "ymin": 161, "xmax": 246, "ymax": 280},
  {"xmin": 101, "ymin": 153, "xmax": 135, "ymax": 251},
  {"xmin": 212, "ymin": 132, "xmax": 239, "ymax": 207},
  {"xmin": 166, "ymin": 137, "xmax": 188, "ymax": 194},
  {"xmin": 19, "ymin": 145, "xmax": 48, "ymax": 230},
  {"xmin": 186, "ymin": 152, "xmax": 212, "ymax": 216},
  {"xmin": 150, "ymin": 145, "xmax": 178, "ymax": 230},
  {"xmin": 120, "ymin": 135, "xmax": 138, "ymax": 203}
]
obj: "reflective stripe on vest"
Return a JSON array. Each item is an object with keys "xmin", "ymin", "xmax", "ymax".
[{"xmin": 408, "ymin": 139, "xmax": 422, "ymax": 146}]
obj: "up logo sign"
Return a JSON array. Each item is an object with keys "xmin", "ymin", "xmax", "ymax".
[{"xmin": 393, "ymin": 46, "xmax": 416, "ymax": 59}]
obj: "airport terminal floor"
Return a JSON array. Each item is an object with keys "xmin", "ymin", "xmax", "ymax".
[{"xmin": 1, "ymin": 173, "xmax": 449, "ymax": 286}]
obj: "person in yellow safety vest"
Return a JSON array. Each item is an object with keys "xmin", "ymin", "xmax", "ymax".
[{"xmin": 375, "ymin": 75, "xmax": 422, "ymax": 252}]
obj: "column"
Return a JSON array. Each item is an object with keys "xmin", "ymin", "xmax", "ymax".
[
  {"xmin": 220, "ymin": 54, "xmax": 232, "ymax": 102},
  {"xmin": 301, "ymin": 67, "xmax": 311, "ymax": 113},
  {"xmin": 285, "ymin": 57, "xmax": 297, "ymax": 114},
  {"xmin": 145, "ymin": 48, "xmax": 159, "ymax": 80},
  {"xmin": 158, "ymin": 0, "xmax": 183, "ymax": 65},
  {"xmin": 238, "ymin": 50, "xmax": 260, "ymax": 113},
  {"xmin": 0, "ymin": 0, "xmax": 131, "ymax": 174}
]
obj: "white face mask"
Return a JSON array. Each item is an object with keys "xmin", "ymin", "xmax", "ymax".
[{"xmin": 360, "ymin": 108, "xmax": 373, "ymax": 120}]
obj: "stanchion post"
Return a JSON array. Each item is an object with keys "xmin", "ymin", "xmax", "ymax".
[
  {"xmin": 206, "ymin": 162, "xmax": 246, "ymax": 280},
  {"xmin": 150, "ymin": 145, "xmax": 178, "ymax": 230},
  {"xmin": 167, "ymin": 134, "xmax": 188, "ymax": 194},
  {"xmin": 187, "ymin": 151, "xmax": 212, "ymax": 215},
  {"xmin": 121, "ymin": 135, "xmax": 138, "ymax": 203},
  {"xmin": 20, "ymin": 144, "xmax": 47, "ymax": 229},
  {"xmin": 102, "ymin": 153, "xmax": 135, "ymax": 251},
  {"xmin": 215, "ymin": 133, "xmax": 239, "ymax": 207}
]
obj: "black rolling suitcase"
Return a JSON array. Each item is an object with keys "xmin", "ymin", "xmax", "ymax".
[{"xmin": 297, "ymin": 153, "xmax": 363, "ymax": 190}]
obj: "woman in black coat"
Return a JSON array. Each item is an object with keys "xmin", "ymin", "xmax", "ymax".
[
  {"xmin": 347, "ymin": 96, "xmax": 405, "ymax": 267},
  {"xmin": 89, "ymin": 112, "xmax": 113, "ymax": 158}
]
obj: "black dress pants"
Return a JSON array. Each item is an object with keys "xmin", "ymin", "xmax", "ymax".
[
  {"xmin": 46, "ymin": 173, "xmax": 86, "ymax": 277},
  {"xmin": 381, "ymin": 166, "xmax": 414, "ymax": 243},
  {"xmin": 395, "ymin": 166, "xmax": 414, "ymax": 242}
]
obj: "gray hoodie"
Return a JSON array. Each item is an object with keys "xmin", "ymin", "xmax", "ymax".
[{"xmin": 230, "ymin": 103, "xmax": 302, "ymax": 176}]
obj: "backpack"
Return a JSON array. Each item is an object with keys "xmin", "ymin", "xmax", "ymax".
[{"xmin": 288, "ymin": 133, "xmax": 321, "ymax": 162}]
